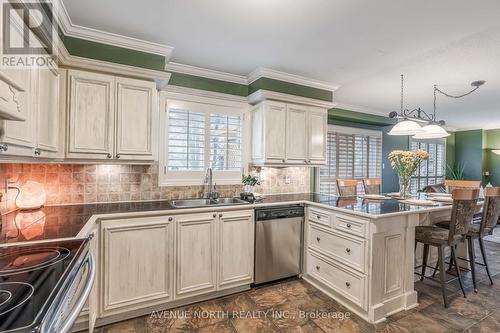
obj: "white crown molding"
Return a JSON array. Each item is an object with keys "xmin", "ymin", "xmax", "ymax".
[
  {"xmin": 53, "ymin": 0, "xmax": 173, "ymax": 59},
  {"xmin": 247, "ymin": 67, "xmax": 340, "ymax": 93},
  {"xmin": 166, "ymin": 62, "xmax": 247, "ymax": 85},
  {"xmin": 247, "ymin": 89, "xmax": 336, "ymax": 109},
  {"xmin": 333, "ymin": 102, "xmax": 389, "ymax": 117}
]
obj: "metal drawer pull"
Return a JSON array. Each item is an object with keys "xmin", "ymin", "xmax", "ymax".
[
  {"xmin": 168, "ymin": 217, "xmax": 173, "ymax": 222},
  {"xmin": 346, "ymin": 248, "xmax": 351, "ymax": 253},
  {"xmin": 106, "ymin": 153, "xmax": 112, "ymax": 158},
  {"xmin": 0, "ymin": 143, "xmax": 8, "ymax": 151},
  {"xmin": 34, "ymin": 148, "xmax": 41, "ymax": 156},
  {"xmin": 346, "ymin": 223, "xmax": 352, "ymax": 229},
  {"xmin": 316, "ymin": 265, "xmax": 320, "ymax": 270},
  {"xmin": 219, "ymin": 213, "xmax": 223, "ymax": 217},
  {"xmin": 346, "ymin": 282, "xmax": 351, "ymax": 288},
  {"xmin": 316, "ymin": 236, "xmax": 321, "ymax": 242},
  {"xmin": 317, "ymin": 215, "xmax": 321, "ymax": 219},
  {"xmin": 213, "ymin": 214, "xmax": 217, "ymax": 218}
]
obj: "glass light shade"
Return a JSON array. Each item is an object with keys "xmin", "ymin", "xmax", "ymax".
[
  {"xmin": 387, "ymin": 120, "xmax": 424, "ymax": 136},
  {"xmin": 492, "ymin": 150, "xmax": 500, "ymax": 155},
  {"xmin": 412, "ymin": 124, "xmax": 450, "ymax": 139},
  {"xmin": 16, "ymin": 181, "xmax": 46, "ymax": 210}
]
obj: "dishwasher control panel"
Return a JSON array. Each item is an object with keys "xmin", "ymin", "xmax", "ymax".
[{"xmin": 255, "ymin": 205, "xmax": 304, "ymax": 221}]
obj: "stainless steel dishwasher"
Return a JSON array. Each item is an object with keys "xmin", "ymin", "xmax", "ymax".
[{"xmin": 254, "ymin": 205, "xmax": 304, "ymax": 285}]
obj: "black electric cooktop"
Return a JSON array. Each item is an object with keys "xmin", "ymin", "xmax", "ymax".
[{"xmin": 0, "ymin": 239, "xmax": 88, "ymax": 333}]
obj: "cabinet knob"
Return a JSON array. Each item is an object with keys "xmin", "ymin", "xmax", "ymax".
[
  {"xmin": 168, "ymin": 217, "xmax": 173, "ymax": 222},
  {"xmin": 346, "ymin": 223, "xmax": 352, "ymax": 229},
  {"xmin": 316, "ymin": 237, "xmax": 321, "ymax": 242},
  {"xmin": 317, "ymin": 215, "xmax": 321, "ymax": 219},
  {"xmin": 116, "ymin": 154, "xmax": 121, "ymax": 159},
  {"xmin": 282, "ymin": 159, "xmax": 285, "ymax": 163},
  {"xmin": 346, "ymin": 282, "xmax": 351, "ymax": 288},
  {"xmin": 316, "ymin": 265, "xmax": 320, "ymax": 271},
  {"xmin": 34, "ymin": 148, "xmax": 41, "ymax": 156},
  {"xmin": 0, "ymin": 143, "xmax": 8, "ymax": 152},
  {"xmin": 346, "ymin": 248, "xmax": 351, "ymax": 254},
  {"xmin": 213, "ymin": 214, "xmax": 217, "ymax": 218},
  {"xmin": 106, "ymin": 153, "xmax": 112, "ymax": 158},
  {"xmin": 219, "ymin": 213, "xmax": 223, "ymax": 218}
]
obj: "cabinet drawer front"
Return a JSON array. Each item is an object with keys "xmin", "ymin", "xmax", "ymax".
[
  {"xmin": 332, "ymin": 213, "xmax": 367, "ymax": 238},
  {"xmin": 307, "ymin": 251, "xmax": 366, "ymax": 310},
  {"xmin": 309, "ymin": 224, "xmax": 366, "ymax": 273},
  {"xmin": 307, "ymin": 207, "xmax": 331, "ymax": 227}
]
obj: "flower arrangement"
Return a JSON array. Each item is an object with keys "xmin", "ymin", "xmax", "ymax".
[{"xmin": 388, "ymin": 149, "xmax": 429, "ymax": 198}]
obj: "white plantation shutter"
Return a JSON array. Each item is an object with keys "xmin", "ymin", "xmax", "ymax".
[
  {"xmin": 209, "ymin": 113, "xmax": 242, "ymax": 171},
  {"xmin": 163, "ymin": 100, "xmax": 245, "ymax": 185},
  {"xmin": 410, "ymin": 138, "xmax": 446, "ymax": 193},
  {"xmin": 167, "ymin": 109, "xmax": 205, "ymax": 171},
  {"xmin": 319, "ymin": 126, "xmax": 382, "ymax": 196}
]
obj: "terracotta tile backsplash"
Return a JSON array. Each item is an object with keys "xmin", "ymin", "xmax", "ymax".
[{"xmin": 0, "ymin": 163, "xmax": 310, "ymax": 214}]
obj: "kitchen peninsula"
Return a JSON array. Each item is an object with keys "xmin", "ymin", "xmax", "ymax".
[{"xmin": 0, "ymin": 193, "xmax": 459, "ymax": 325}]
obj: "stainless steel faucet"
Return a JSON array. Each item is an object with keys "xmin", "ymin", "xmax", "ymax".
[{"xmin": 204, "ymin": 167, "xmax": 219, "ymax": 200}]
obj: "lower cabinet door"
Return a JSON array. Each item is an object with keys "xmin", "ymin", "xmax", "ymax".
[
  {"xmin": 175, "ymin": 213, "xmax": 217, "ymax": 299},
  {"xmin": 218, "ymin": 210, "xmax": 254, "ymax": 289},
  {"xmin": 101, "ymin": 216, "xmax": 173, "ymax": 316}
]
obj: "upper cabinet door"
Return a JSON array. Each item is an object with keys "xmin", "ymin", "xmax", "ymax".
[
  {"xmin": 0, "ymin": 66, "xmax": 36, "ymax": 156},
  {"xmin": 285, "ymin": 104, "xmax": 308, "ymax": 163},
  {"xmin": 308, "ymin": 107, "xmax": 327, "ymax": 164},
  {"xmin": 67, "ymin": 70, "xmax": 115, "ymax": 159},
  {"xmin": 36, "ymin": 66, "xmax": 60, "ymax": 156},
  {"xmin": 264, "ymin": 102, "xmax": 287, "ymax": 163},
  {"xmin": 115, "ymin": 77, "xmax": 157, "ymax": 160}
]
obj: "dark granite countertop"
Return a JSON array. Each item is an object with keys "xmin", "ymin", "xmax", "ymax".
[{"xmin": 1, "ymin": 193, "xmax": 462, "ymax": 245}]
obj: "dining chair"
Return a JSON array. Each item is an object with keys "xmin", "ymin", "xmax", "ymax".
[
  {"xmin": 445, "ymin": 180, "xmax": 481, "ymax": 193},
  {"xmin": 336, "ymin": 179, "xmax": 359, "ymax": 197},
  {"xmin": 436, "ymin": 187, "xmax": 500, "ymax": 292},
  {"xmin": 363, "ymin": 178, "xmax": 382, "ymax": 194},
  {"xmin": 415, "ymin": 188, "xmax": 479, "ymax": 307}
]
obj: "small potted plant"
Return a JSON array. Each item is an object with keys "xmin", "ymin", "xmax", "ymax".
[{"xmin": 242, "ymin": 174, "xmax": 261, "ymax": 193}]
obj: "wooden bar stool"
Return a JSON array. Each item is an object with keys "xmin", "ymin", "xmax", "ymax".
[
  {"xmin": 436, "ymin": 187, "xmax": 500, "ymax": 292},
  {"xmin": 363, "ymin": 178, "xmax": 382, "ymax": 194},
  {"xmin": 336, "ymin": 179, "xmax": 358, "ymax": 197},
  {"xmin": 415, "ymin": 188, "xmax": 479, "ymax": 307}
]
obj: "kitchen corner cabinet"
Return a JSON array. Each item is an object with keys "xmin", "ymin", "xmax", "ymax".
[
  {"xmin": 67, "ymin": 69, "xmax": 158, "ymax": 161},
  {"xmin": 251, "ymin": 100, "xmax": 327, "ymax": 166},
  {"xmin": 0, "ymin": 64, "xmax": 62, "ymax": 159},
  {"xmin": 100, "ymin": 216, "xmax": 173, "ymax": 317}
]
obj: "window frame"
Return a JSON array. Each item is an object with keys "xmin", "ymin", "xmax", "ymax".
[
  {"xmin": 316, "ymin": 125, "xmax": 383, "ymax": 195},
  {"xmin": 410, "ymin": 138, "xmax": 447, "ymax": 193},
  {"xmin": 159, "ymin": 89, "xmax": 250, "ymax": 186}
]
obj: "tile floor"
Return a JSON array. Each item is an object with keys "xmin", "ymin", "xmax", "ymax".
[{"xmin": 95, "ymin": 240, "xmax": 500, "ymax": 333}]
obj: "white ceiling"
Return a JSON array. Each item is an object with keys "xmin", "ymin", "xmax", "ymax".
[{"xmin": 62, "ymin": 0, "xmax": 500, "ymax": 130}]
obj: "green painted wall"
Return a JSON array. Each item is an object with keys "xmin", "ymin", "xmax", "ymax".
[
  {"xmin": 445, "ymin": 132, "xmax": 456, "ymax": 178},
  {"xmin": 63, "ymin": 36, "xmax": 166, "ymax": 71},
  {"xmin": 454, "ymin": 130, "xmax": 484, "ymax": 181},
  {"xmin": 168, "ymin": 72, "xmax": 248, "ymax": 96},
  {"xmin": 248, "ymin": 78, "xmax": 333, "ymax": 101},
  {"xmin": 381, "ymin": 126, "xmax": 410, "ymax": 193},
  {"xmin": 484, "ymin": 129, "xmax": 500, "ymax": 186},
  {"xmin": 328, "ymin": 108, "xmax": 395, "ymax": 128}
]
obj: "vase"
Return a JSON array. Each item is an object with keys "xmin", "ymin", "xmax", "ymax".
[
  {"xmin": 243, "ymin": 185, "xmax": 254, "ymax": 193},
  {"xmin": 398, "ymin": 175, "xmax": 411, "ymax": 198}
]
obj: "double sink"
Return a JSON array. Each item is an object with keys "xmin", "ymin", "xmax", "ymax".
[{"xmin": 170, "ymin": 197, "xmax": 249, "ymax": 209}]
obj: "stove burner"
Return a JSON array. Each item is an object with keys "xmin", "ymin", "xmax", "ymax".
[
  {"xmin": 0, "ymin": 282, "xmax": 34, "ymax": 316},
  {"xmin": 0, "ymin": 247, "xmax": 70, "ymax": 275}
]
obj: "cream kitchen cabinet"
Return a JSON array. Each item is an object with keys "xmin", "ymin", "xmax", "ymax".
[
  {"xmin": 218, "ymin": 210, "xmax": 254, "ymax": 290},
  {"xmin": 175, "ymin": 209, "xmax": 254, "ymax": 298},
  {"xmin": 100, "ymin": 216, "xmax": 174, "ymax": 317},
  {"xmin": 66, "ymin": 69, "xmax": 158, "ymax": 161},
  {"xmin": 251, "ymin": 100, "xmax": 327, "ymax": 166}
]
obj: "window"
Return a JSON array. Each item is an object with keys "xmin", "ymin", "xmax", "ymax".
[
  {"xmin": 318, "ymin": 126, "xmax": 382, "ymax": 196},
  {"xmin": 161, "ymin": 98, "xmax": 246, "ymax": 185},
  {"xmin": 410, "ymin": 139, "xmax": 446, "ymax": 193}
]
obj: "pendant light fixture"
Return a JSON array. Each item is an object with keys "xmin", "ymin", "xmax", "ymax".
[
  {"xmin": 388, "ymin": 75, "xmax": 485, "ymax": 139},
  {"xmin": 388, "ymin": 75, "xmax": 424, "ymax": 136}
]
